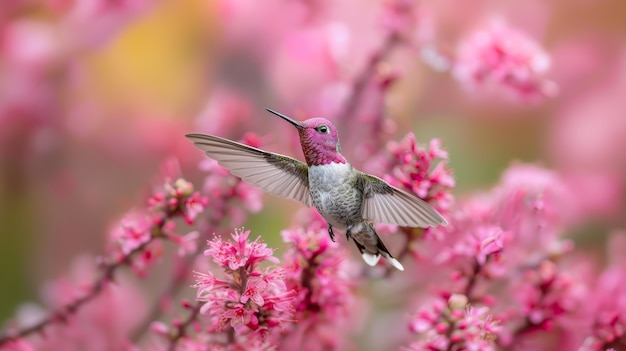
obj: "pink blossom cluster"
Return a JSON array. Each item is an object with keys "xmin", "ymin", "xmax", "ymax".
[
  {"xmin": 279, "ymin": 215, "xmax": 359, "ymax": 351},
  {"xmin": 149, "ymin": 220, "xmax": 359, "ymax": 351},
  {"xmin": 384, "ymin": 133, "xmax": 455, "ymax": 214},
  {"xmin": 368, "ymin": 133, "xmax": 455, "ymax": 269},
  {"xmin": 453, "ymin": 21, "xmax": 557, "ymax": 101},
  {"xmin": 406, "ymin": 164, "xmax": 612, "ymax": 350},
  {"xmin": 405, "ymin": 294, "xmax": 499, "ymax": 351},
  {"xmin": 426, "ymin": 164, "xmax": 575, "ymax": 270},
  {"xmin": 183, "ymin": 229, "xmax": 294, "ymax": 349},
  {"xmin": 0, "ymin": 175, "xmax": 208, "ymax": 350},
  {"xmin": 2, "ymin": 1, "xmax": 626, "ymax": 351},
  {"xmin": 578, "ymin": 234, "xmax": 626, "ymax": 351},
  {"xmin": 108, "ymin": 178, "xmax": 208, "ymax": 275}
]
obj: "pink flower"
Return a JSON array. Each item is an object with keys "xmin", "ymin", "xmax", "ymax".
[
  {"xmin": 511, "ymin": 259, "xmax": 589, "ymax": 330},
  {"xmin": 579, "ymin": 233, "xmax": 626, "ymax": 351},
  {"xmin": 453, "ymin": 20, "xmax": 557, "ymax": 101},
  {"xmin": 405, "ymin": 294, "xmax": 500, "ymax": 351},
  {"xmin": 194, "ymin": 229, "xmax": 294, "ymax": 345},
  {"xmin": 181, "ymin": 191, "xmax": 209, "ymax": 224},
  {"xmin": 109, "ymin": 211, "xmax": 154, "ymax": 256},
  {"xmin": 204, "ymin": 229, "xmax": 278, "ymax": 271},
  {"xmin": 107, "ymin": 177, "xmax": 207, "ymax": 274},
  {"xmin": 384, "ymin": 133, "xmax": 455, "ymax": 214},
  {"xmin": 107, "ymin": 211, "xmax": 164, "ymax": 276},
  {"xmin": 480, "ymin": 230, "xmax": 504, "ymax": 256},
  {"xmin": 222, "ymin": 303, "xmax": 254, "ymax": 329},
  {"xmin": 430, "ymin": 217, "xmax": 505, "ymax": 268},
  {"xmin": 195, "ymin": 271, "xmax": 229, "ymax": 299},
  {"xmin": 240, "ymin": 277, "xmax": 267, "ymax": 306},
  {"xmin": 421, "ymin": 162, "xmax": 589, "ymax": 348},
  {"xmin": 477, "ymin": 228, "xmax": 504, "ymax": 265},
  {"xmin": 279, "ymin": 216, "xmax": 359, "ymax": 351},
  {"xmin": 148, "ymin": 178, "xmax": 208, "ymax": 226}
]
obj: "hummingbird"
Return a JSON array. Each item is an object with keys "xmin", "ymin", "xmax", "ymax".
[{"xmin": 186, "ymin": 109, "xmax": 447, "ymax": 271}]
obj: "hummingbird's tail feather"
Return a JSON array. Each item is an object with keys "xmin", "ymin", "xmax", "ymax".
[
  {"xmin": 379, "ymin": 251, "xmax": 405, "ymax": 271},
  {"xmin": 350, "ymin": 222, "xmax": 405, "ymax": 271},
  {"xmin": 360, "ymin": 251, "xmax": 381, "ymax": 267}
]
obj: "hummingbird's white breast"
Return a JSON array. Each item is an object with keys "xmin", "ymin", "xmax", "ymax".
[{"xmin": 308, "ymin": 162, "xmax": 361, "ymax": 229}]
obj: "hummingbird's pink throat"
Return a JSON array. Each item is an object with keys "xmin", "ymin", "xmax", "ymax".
[{"xmin": 300, "ymin": 132, "xmax": 346, "ymax": 166}]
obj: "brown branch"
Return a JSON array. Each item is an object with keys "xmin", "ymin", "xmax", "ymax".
[
  {"xmin": 301, "ymin": 251, "xmax": 323, "ymax": 312},
  {"xmin": 166, "ymin": 302, "xmax": 203, "ymax": 351},
  {"xmin": 499, "ymin": 263, "xmax": 555, "ymax": 351},
  {"xmin": 0, "ymin": 234, "xmax": 159, "ymax": 346},
  {"xmin": 130, "ymin": 219, "xmax": 221, "ymax": 342},
  {"xmin": 0, "ymin": 187, "xmax": 199, "ymax": 346},
  {"xmin": 336, "ymin": 32, "xmax": 401, "ymax": 124},
  {"xmin": 500, "ymin": 318, "xmax": 541, "ymax": 351},
  {"xmin": 442, "ymin": 306, "xmax": 459, "ymax": 351},
  {"xmin": 464, "ymin": 260, "xmax": 481, "ymax": 301},
  {"xmin": 129, "ymin": 187, "xmax": 239, "ymax": 342},
  {"xmin": 130, "ymin": 252, "xmax": 196, "ymax": 342},
  {"xmin": 600, "ymin": 334, "xmax": 626, "ymax": 351}
]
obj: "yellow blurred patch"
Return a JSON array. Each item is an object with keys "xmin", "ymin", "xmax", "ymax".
[{"xmin": 86, "ymin": 0, "xmax": 218, "ymax": 117}]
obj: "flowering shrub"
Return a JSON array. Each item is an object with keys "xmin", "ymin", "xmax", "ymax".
[
  {"xmin": 453, "ymin": 20, "xmax": 557, "ymax": 101},
  {"xmin": 279, "ymin": 217, "xmax": 359, "ymax": 351},
  {"xmin": 405, "ymin": 294, "xmax": 500, "ymax": 351},
  {"xmin": 156, "ymin": 229, "xmax": 295, "ymax": 349},
  {"xmin": 1, "ymin": 1, "xmax": 625, "ymax": 351}
]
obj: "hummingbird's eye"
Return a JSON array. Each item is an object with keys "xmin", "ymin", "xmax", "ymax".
[{"xmin": 317, "ymin": 125, "xmax": 329, "ymax": 134}]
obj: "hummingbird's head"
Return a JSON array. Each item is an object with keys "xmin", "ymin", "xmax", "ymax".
[{"xmin": 266, "ymin": 109, "xmax": 345, "ymax": 166}]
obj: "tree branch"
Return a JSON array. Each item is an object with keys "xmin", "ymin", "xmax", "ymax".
[
  {"xmin": 166, "ymin": 302, "xmax": 202, "ymax": 351},
  {"xmin": 336, "ymin": 32, "xmax": 401, "ymax": 124},
  {"xmin": 0, "ymin": 233, "xmax": 159, "ymax": 346}
]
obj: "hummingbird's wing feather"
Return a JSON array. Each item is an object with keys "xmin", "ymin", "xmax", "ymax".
[
  {"xmin": 186, "ymin": 133, "xmax": 313, "ymax": 207},
  {"xmin": 358, "ymin": 173, "xmax": 447, "ymax": 227}
]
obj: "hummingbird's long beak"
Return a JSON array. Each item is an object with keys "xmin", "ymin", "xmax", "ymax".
[{"xmin": 266, "ymin": 108, "xmax": 304, "ymax": 130}]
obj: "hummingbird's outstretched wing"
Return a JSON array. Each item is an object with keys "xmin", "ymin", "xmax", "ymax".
[
  {"xmin": 358, "ymin": 173, "xmax": 447, "ymax": 227},
  {"xmin": 186, "ymin": 133, "xmax": 313, "ymax": 207}
]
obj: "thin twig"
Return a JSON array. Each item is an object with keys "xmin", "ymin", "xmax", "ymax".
[
  {"xmin": 0, "ymin": 234, "xmax": 159, "ymax": 346},
  {"xmin": 499, "ymin": 268, "xmax": 552, "ymax": 351},
  {"xmin": 301, "ymin": 251, "xmax": 322, "ymax": 312},
  {"xmin": 464, "ymin": 260, "xmax": 481, "ymax": 301},
  {"xmin": 501, "ymin": 318, "xmax": 538, "ymax": 351},
  {"xmin": 130, "ymin": 220, "xmax": 220, "ymax": 342},
  {"xmin": 130, "ymin": 253, "xmax": 196, "ymax": 342},
  {"xmin": 336, "ymin": 32, "xmax": 401, "ymax": 123},
  {"xmin": 129, "ymin": 192, "xmax": 235, "ymax": 342},
  {"xmin": 166, "ymin": 302, "xmax": 202, "ymax": 351}
]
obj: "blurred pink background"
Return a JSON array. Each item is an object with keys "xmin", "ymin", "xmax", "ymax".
[{"xmin": 1, "ymin": 0, "xmax": 625, "ymax": 349}]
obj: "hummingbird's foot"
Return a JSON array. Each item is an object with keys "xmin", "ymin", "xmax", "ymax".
[{"xmin": 328, "ymin": 224, "xmax": 336, "ymax": 242}]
